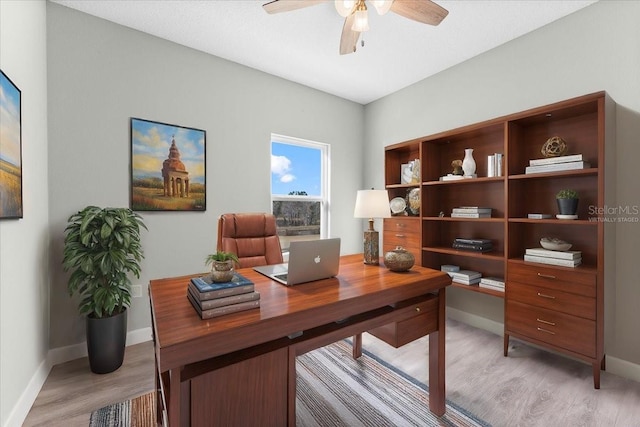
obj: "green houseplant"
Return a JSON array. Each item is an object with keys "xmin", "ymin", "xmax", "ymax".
[
  {"xmin": 556, "ymin": 189, "xmax": 579, "ymax": 216},
  {"xmin": 63, "ymin": 206, "xmax": 147, "ymax": 373},
  {"xmin": 205, "ymin": 251, "xmax": 239, "ymax": 282}
]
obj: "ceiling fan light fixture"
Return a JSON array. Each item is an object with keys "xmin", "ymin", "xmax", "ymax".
[
  {"xmin": 351, "ymin": 2, "xmax": 370, "ymax": 32},
  {"xmin": 371, "ymin": 0, "xmax": 393, "ymax": 15},
  {"xmin": 334, "ymin": 0, "xmax": 355, "ymax": 17}
]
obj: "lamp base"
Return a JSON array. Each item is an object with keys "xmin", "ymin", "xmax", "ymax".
[{"xmin": 363, "ymin": 229, "xmax": 380, "ymax": 265}]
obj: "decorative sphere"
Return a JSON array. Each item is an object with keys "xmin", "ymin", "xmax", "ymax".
[{"xmin": 384, "ymin": 247, "xmax": 415, "ymax": 272}]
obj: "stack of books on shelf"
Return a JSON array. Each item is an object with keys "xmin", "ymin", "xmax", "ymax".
[
  {"xmin": 524, "ymin": 248, "xmax": 582, "ymax": 268},
  {"xmin": 449, "ymin": 270, "xmax": 482, "ymax": 285},
  {"xmin": 187, "ymin": 273, "xmax": 260, "ymax": 319},
  {"xmin": 441, "ymin": 265, "xmax": 482, "ymax": 285},
  {"xmin": 479, "ymin": 277, "xmax": 505, "ymax": 292},
  {"xmin": 451, "ymin": 207, "xmax": 492, "ymax": 218},
  {"xmin": 452, "ymin": 237, "xmax": 493, "ymax": 252},
  {"xmin": 525, "ymin": 154, "xmax": 590, "ymax": 174},
  {"xmin": 527, "ymin": 213, "xmax": 553, "ymax": 219}
]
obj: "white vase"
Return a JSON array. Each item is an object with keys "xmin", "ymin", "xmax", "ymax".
[{"xmin": 462, "ymin": 148, "xmax": 476, "ymax": 177}]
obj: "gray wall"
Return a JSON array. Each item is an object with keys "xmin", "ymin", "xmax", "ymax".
[
  {"xmin": 46, "ymin": 3, "xmax": 365, "ymax": 349},
  {"xmin": 365, "ymin": 0, "xmax": 640, "ymax": 368},
  {"xmin": 0, "ymin": 1, "xmax": 49, "ymax": 425}
]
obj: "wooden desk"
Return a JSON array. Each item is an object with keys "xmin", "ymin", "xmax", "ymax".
[{"xmin": 149, "ymin": 254, "xmax": 451, "ymax": 426}]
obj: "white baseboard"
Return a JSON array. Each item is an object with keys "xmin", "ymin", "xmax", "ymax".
[
  {"xmin": 607, "ymin": 354, "xmax": 640, "ymax": 383},
  {"xmin": 4, "ymin": 327, "xmax": 153, "ymax": 427},
  {"xmin": 4, "ymin": 358, "xmax": 52, "ymax": 427},
  {"xmin": 447, "ymin": 307, "xmax": 640, "ymax": 384}
]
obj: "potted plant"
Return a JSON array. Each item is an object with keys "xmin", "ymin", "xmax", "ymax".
[
  {"xmin": 62, "ymin": 206, "xmax": 147, "ymax": 374},
  {"xmin": 556, "ymin": 189, "xmax": 579, "ymax": 216},
  {"xmin": 205, "ymin": 251, "xmax": 239, "ymax": 282}
]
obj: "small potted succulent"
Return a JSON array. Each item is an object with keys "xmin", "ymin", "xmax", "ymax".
[
  {"xmin": 205, "ymin": 251, "xmax": 239, "ymax": 282},
  {"xmin": 556, "ymin": 189, "xmax": 579, "ymax": 216}
]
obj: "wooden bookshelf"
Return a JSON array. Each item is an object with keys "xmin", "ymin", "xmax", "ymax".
[{"xmin": 384, "ymin": 91, "xmax": 613, "ymax": 388}]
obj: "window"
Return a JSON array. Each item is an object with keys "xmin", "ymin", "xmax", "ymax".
[{"xmin": 271, "ymin": 134, "xmax": 329, "ymax": 250}]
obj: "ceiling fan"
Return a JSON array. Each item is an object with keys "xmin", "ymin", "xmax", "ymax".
[{"xmin": 262, "ymin": 0, "xmax": 448, "ymax": 55}]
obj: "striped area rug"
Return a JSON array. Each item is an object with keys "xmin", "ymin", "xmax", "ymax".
[{"xmin": 90, "ymin": 340, "xmax": 489, "ymax": 426}]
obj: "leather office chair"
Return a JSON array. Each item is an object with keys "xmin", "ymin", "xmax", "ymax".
[{"xmin": 217, "ymin": 213, "xmax": 284, "ymax": 268}]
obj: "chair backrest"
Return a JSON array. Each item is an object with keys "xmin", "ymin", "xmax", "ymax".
[{"xmin": 217, "ymin": 213, "xmax": 284, "ymax": 268}]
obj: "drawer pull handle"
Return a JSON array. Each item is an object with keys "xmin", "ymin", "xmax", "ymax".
[
  {"xmin": 416, "ymin": 307, "xmax": 421, "ymax": 312},
  {"xmin": 395, "ymin": 234, "xmax": 406, "ymax": 238},
  {"xmin": 537, "ymin": 327, "xmax": 556, "ymax": 335},
  {"xmin": 396, "ymin": 223, "xmax": 405, "ymax": 228},
  {"xmin": 537, "ymin": 292, "xmax": 556, "ymax": 299},
  {"xmin": 537, "ymin": 273, "xmax": 556, "ymax": 279},
  {"xmin": 536, "ymin": 318, "xmax": 556, "ymax": 326}
]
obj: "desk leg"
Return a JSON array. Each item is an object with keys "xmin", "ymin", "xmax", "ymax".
[
  {"xmin": 287, "ymin": 347, "xmax": 298, "ymax": 427},
  {"xmin": 352, "ymin": 333, "xmax": 362, "ymax": 359},
  {"xmin": 428, "ymin": 288, "xmax": 446, "ymax": 416},
  {"xmin": 168, "ymin": 367, "xmax": 181, "ymax": 427}
]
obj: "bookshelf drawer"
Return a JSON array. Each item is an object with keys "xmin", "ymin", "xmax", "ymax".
[
  {"xmin": 383, "ymin": 218, "xmax": 421, "ymax": 255},
  {"xmin": 508, "ymin": 261, "xmax": 596, "ymax": 297},
  {"xmin": 368, "ymin": 296, "xmax": 438, "ymax": 348},
  {"xmin": 508, "ymin": 281, "xmax": 595, "ymax": 320},
  {"xmin": 506, "ymin": 300, "xmax": 595, "ymax": 358}
]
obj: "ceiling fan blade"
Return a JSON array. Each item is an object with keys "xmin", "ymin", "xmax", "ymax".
[
  {"xmin": 262, "ymin": 0, "xmax": 326, "ymax": 14},
  {"xmin": 339, "ymin": 13, "xmax": 361, "ymax": 55},
  {"xmin": 390, "ymin": 0, "xmax": 449, "ymax": 26}
]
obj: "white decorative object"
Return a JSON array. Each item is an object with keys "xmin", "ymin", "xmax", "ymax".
[
  {"xmin": 462, "ymin": 148, "xmax": 476, "ymax": 177},
  {"xmin": 540, "ymin": 237, "xmax": 572, "ymax": 251}
]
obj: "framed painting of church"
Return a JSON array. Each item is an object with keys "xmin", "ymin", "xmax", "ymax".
[
  {"xmin": 0, "ymin": 69, "xmax": 23, "ymax": 219},
  {"xmin": 130, "ymin": 117, "xmax": 206, "ymax": 211}
]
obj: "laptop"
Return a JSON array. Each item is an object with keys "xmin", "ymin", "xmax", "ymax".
[{"xmin": 253, "ymin": 238, "xmax": 341, "ymax": 286}]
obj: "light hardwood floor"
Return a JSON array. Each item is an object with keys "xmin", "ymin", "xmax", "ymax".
[{"xmin": 24, "ymin": 318, "xmax": 640, "ymax": 426}]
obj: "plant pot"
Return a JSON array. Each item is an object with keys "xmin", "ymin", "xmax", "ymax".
[
  {"xmin": 210, "ymin": 260, "xmax": 235, "ymax": 282},
  {"xmin": 557, "ymin": 198, "xmax": 579, "ymax": 215},
  {"xmin": 86, "ymin": 309, "xmax": 127, "ymax": 374}
]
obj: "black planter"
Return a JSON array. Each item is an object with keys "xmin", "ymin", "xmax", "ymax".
[
  {"xmin": 86, "ymin": 309, "xmax": 127, "ymax": 374},
  {"xmin": 557, "ymin": 198, "xmax": 579, "ymax": 215}
]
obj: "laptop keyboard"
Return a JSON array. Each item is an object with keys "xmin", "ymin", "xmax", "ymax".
[{"xmin": 274, "ymin": 273, "xmax": 288, "ymax": 281}]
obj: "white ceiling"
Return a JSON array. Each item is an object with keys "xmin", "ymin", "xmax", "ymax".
[{"xmin": 50, "ymin": 0, "xmax": 598, "ymax": 105}]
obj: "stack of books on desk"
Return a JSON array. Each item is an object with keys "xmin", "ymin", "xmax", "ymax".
[
  {"xmin": 187, "ymin": 273, "xmax": 260, "ymax": 319},
  {"xmin": 451, "ymin": 207, "xmax": 492, "ymax": 218},
  {"xmin": 452, "ymin": 238, "xmax": 493, "ymax": 252},
  {"xmin": 524, "ymin": 248, "xmax": 582, "ymax": 268},
  {"xmin": 448, "ymin": 270, "xmax": 482, "ymax": 285},
  {"xmin": 525, "ymin": 154, "xmax": 590, "ymax": 174},
  {"xmin": 479, "ymin": 277, "xmax": 505, "ymax": 292}
]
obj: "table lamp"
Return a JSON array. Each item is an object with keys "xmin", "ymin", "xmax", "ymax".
[{"xmin": 354, "ymin": 189, "xmax": 391, "ymax": 265}]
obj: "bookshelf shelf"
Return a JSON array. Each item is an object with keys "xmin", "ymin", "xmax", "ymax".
[
  {"xmin": 450, "ymin": 282, "xmax": 505, "ymax": 298},
  {"xmin": 384, "ymin": 91, "xmax": 612, "ymax": 388},
  {"xmin": 509, "ymin": 168, "xmax": 598, "ymax": 180}
]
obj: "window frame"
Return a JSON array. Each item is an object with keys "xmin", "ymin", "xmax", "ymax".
[{"xmin": 270, "ymin": 133, "xmax": 330, "ymax": 244}]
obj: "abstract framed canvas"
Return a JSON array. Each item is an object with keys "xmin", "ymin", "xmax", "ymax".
[
  {"xmin": 130, "ymin": 118, "xmax": 206, "ymax": 211},
  {"xmin": 0, "ymin": 69, "xmax": 23, "ymax": 219}
]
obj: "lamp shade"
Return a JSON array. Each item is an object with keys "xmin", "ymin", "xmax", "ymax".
[{"xmin": 354, "ymin": 190, "xmax": 391, "ymax": 219}]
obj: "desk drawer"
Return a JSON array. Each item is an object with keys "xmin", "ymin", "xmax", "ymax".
[
  {"xmin": 368, "ymin": 296, "xmax": 438, "ymax": 347},
  {"xmin": 506, "ymin": 300, "xmax": 595, "ymax": 358},
  {"xmin": 508, "ymin": 261, "xmax": 596, "ymax": 297},
  {"xmin": 509, "ymin": 281, "xmax": 595, "ymax": 320}
]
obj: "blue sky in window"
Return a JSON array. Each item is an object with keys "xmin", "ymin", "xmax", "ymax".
[
  {"xmin": 271, "ymin": 142, "xmax": 321, "ymax": 196},
  {"xmin": 131, "ymin": 118, "xmax": 205, "ymax": 184}
]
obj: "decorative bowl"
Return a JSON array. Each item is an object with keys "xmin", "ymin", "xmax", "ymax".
[
  {"xmin": 390, "ymin": 197, "xmax": 406, "ymax": 215},
  {"xmin": 540, "ymin": 237, "xmax": 572, "ymax": 251},
  {"xmin": 384, "ymin": 246, "xmax": 415, "ymax": 272}
]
